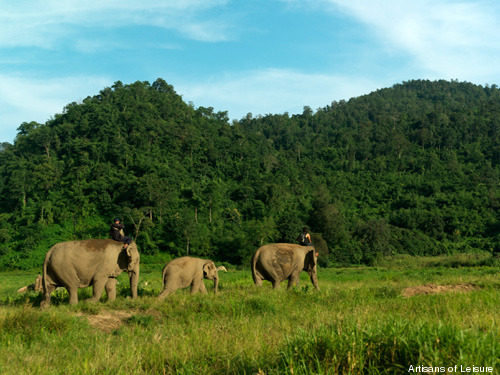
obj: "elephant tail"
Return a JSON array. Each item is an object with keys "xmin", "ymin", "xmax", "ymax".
[
  {"xmin": 42, "ymin": 249, "xmax": 52, "ymax": 294},
  {"xmin": 251, "ymin": 251, "xmax": 260, "ymax": 283},
  {"xmin": 160, "ymin": 265, "xmax": 168, "ymax": 292}
]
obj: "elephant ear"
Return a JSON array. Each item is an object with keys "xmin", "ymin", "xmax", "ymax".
[
  {"xmin": 306, "ymin": 250, "xmax": 317, "ymax": 271},
  {"xmin": 125, "ymin": 244, "xmax": 138, "ymax": 271},
  {"xmin": 203, "ymin": 261, "xmax": 215, "ymax": 278}
]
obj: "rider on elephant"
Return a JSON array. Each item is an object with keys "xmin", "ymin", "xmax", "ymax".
[
  {"xmin": 110, "ymin": 217, "xmax": 133, "ymax": 249},
  {"xmin": 297, "ymin": 227, "xmax": 313, "ymax": 247}
]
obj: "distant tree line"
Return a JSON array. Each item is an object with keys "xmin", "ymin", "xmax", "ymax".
[{"xmin": 0, "ymin": 78, "xmax": 499, "ymax": 269}]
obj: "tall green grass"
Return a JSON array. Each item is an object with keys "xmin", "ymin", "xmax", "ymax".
[
  {"xmin": 0, "ymin": 260, "xmax": 498, "ymax": 374},
  {"xmin": 375, "ymin": 252, "xmax": 500, "ymax": 269}
]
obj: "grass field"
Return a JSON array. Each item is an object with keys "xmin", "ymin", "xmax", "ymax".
[{"xmin": 0, "ymin": 254, "xmax": 498, "ymax": 374}]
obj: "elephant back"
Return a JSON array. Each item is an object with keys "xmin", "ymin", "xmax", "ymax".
[
  {"xmin": 48, "ymin": 239, "xmax": 126, "ymax": 258},
  {"xmin": 81, "ymin": 239, "xmax": 123, "ymax": 252}
]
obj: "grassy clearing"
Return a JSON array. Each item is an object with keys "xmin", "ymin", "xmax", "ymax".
[{"xmin": 0, "ymin": 257, "xmax": 498, "ymax": 374}]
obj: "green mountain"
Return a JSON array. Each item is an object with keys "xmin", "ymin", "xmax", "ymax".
[{"xmin": 1, "ymin": 78, "xmax": 499, "ymax": 269}]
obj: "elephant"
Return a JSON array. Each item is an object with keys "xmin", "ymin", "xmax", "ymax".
[
  {"xmin": 251, "ymin": 243, "xmax": 319, "ymax": 290},
  {"xmin": 158, "ymin": 256, "xmax": 223, "ymax": 299},
  {"xmin": 41, "ymin": 239, "xmax": 140, "ymax": 307}
]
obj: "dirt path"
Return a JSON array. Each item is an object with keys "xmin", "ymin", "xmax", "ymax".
[
  {"xmin": 78, "ymin": 310, "xmax": 133, "ymax": 332},
  {"xmin": 402, "ymin": 283, "xmax": 480, "ymax": 297}
]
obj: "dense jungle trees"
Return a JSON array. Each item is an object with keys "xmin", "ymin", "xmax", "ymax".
[{"xmin": 0, "ymin": 78, "xmax": 499, "ymax": 269}]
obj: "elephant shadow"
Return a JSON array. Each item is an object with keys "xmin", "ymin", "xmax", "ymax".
[
  {"xmin": 2, "ymin": 287, "xmax": 96, "ymax": 307},
  {"xmin": 0, "ymin": 291, "xmax": 44, "ymax": 307},
  {"xmin": 7, "ymin": 282, "xmax": 156, "ymax": 307},
  {"xmin": 116, "ymin": 285, "xmax": 156, "ymax": 298}
]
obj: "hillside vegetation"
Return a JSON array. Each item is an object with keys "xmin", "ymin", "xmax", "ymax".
[{"xmin": 1, "ymin": 79, "xmax": 499, "ymax": 269}]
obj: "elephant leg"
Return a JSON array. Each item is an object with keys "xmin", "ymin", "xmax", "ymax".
[
  {"xmin": 105, "ymin": 278, "xmax": 117, "ymax": 301},
  {"xmin": 89, "ymin": 279, "xmax": 107, "ymax": 303},
  {"xmin": 264, "ymin": 269, "xmax": 282, "ymax": 289},
  {"xmin": 287, "ymin": 274, "xmax": 300, "ymax": 290},
  {"xmin": 67, "ymin": 285, "xmax": 79, "ymax": 305},
  {"xmin": 158, "ymin": 281, "xmax": 177, "ymax": 300},
  {"xmin": 158, "ymin": 289, "xmax": 173, "ymax": 299},
  {"xmin": 191, "ymin": 279, "xmax": 207, "ymax": 294},
  {"xmin": 198, "ymin": 280, "xmax": 208, "ymax": 294},
  {"xmin": 41, "ymin": 283, "xmax": 56, "ymax": 308}
]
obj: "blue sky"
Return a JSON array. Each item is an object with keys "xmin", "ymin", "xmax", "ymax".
[{"xmin": 1, "ymin": 0, "xmax": 500, "ymax": 143}]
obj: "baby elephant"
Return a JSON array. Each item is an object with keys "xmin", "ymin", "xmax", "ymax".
[{"xmin": 158, "ymin": 256, "xmax": 224, "ymax": 299}]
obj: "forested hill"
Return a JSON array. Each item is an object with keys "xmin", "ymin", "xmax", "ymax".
[{"xmin": 1, "ymin": 78, "xmax": 499, "ymax": 269}]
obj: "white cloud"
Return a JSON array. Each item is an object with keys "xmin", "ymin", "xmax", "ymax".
[
  {"xmin": 0, "ymin": 75, "xmax": 110, "ymax": 142},
  {"xmin": 177, "ymin": 68, "xmax": 383, "ymax": 120},
  {"xmin": 0, "ymin": 0, "xmax": 232, "ymax": 48},
  {"xmin": 324, "ymin": 0, "xmax": 500, "ymax": 81}
]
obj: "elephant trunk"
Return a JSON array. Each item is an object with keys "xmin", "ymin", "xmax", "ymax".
[
  {"xmin": 213, "ymin": 276, "xmax": 219, "ymax": 294},
  {"xmin": 309, "ymin": 267, "xmax": 319, "ymax": 291},
  {"xmin": 129, "ymin": 270, "xmax": 139, "ymax": 299}
]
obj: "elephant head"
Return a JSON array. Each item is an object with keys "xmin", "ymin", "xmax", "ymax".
[
  {"xmin": 118, "ymin": 243, "xmax": 140, "ymax": 299},
  {"xmin": 303, "ymin": 249, "xmax": 319, "ymax": 290},
  {"xmin": 203, "ymin": 260, "xmax": 219, "ymax": 293}
]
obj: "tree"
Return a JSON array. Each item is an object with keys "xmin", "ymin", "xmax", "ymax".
[
  {"xmin": 353, "ymin": 219, "xmax": 394, "ymax": 265},
  {"xmin": 309, "ymin": 186, "xmax": 346, "ymax": 246},
  {"xmin": 1, "ymin": 79, "xmax": 500, "ymax": 270}
]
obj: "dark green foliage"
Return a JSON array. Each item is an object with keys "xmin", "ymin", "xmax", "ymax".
[
  {"xmin": 127, "ymin": 314, "xmax": 155, "ymax": 327},
  {"xmin": 1, "ymin": 79, "xmax": 499, "ymax": 269},
  {"xmin": 353, "ymin": 219, "xmax": 394, "ymax": 265}
]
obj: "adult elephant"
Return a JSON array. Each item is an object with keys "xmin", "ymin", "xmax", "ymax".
[
  {"xmin": 251, "ymin": 243, "xmax": 319, "ymax": 290},
  {"xmin": 158, "ymin": 257, "xmax": 222, "ymax": 299},
  {"xmin": 41, "ymin": 239, "xmax": 140, "ymax": 307}
]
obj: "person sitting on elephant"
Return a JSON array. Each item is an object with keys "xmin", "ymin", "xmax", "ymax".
[
  {"xmin": 110, "ymin": 217, "xmax": 133, "ymax": 249},
  {"xmin": 297, "ymin": 227, "xmax": 313, "ymax": 246}
]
